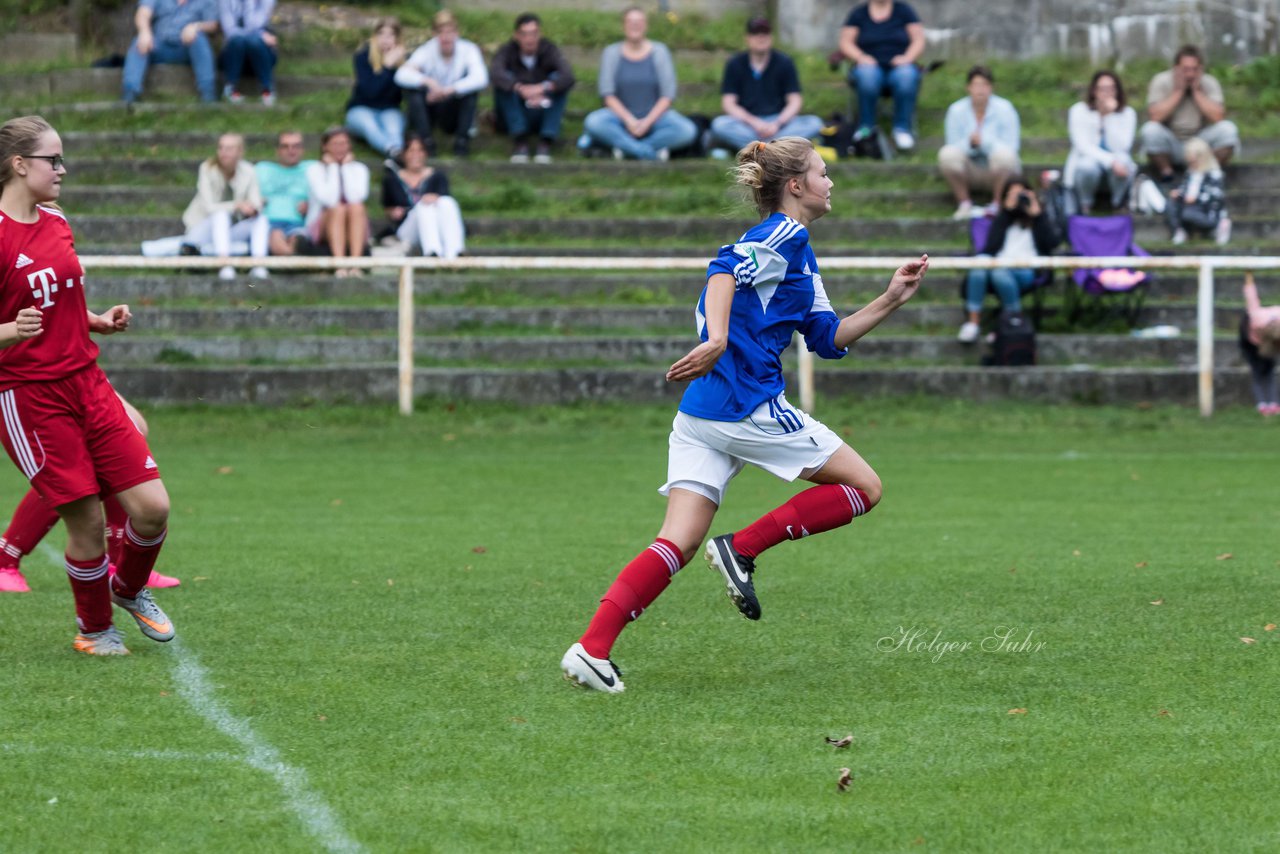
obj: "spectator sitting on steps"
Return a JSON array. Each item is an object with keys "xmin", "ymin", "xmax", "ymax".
[
  {"xmin": 490, "ymin": 12, "xmax": 576, "ymax": 164},
  {"xmin": 218, "ymin": 0, "xmax": 278, "ymax": 105},
  {"xmin": 256, "ymin": 130, "xmax": 316, "ymax": 257},
  {"xmin": 181, "ymin": 132, "xmax": 270, "ymax": 281},
  {"xmin": 1138, "ymin": 44, "xmax": 1240, "ymax": 184},
  {"xmin": 710, "ymin": 17, "xmax": 824, "ymax": 154},
  {"xmin": 394, "ymin": 9, "xmax": 488, "ymax": 159},
  {"xmin": 121, "ymin": 0, "xmax": 220, "ymax": 105}
]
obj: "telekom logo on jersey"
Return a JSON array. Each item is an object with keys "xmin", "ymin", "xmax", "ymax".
[{"xmin": 27, "ymin": 266, "xmax": 80, "ymax": 308}]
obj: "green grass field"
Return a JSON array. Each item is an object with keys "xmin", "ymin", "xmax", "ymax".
[{"xmin": 2, "ymin": 399, "xmax": 1278, "ymax": 852}]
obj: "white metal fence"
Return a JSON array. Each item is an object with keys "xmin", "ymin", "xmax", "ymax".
[{"xmin": 81, "ymin": 254, "xmax": 1280, "ymax": 417}]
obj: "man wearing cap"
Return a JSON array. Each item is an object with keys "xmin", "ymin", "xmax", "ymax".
[{"xmin": 710, "ymin": 17, "xmax": 825, "ymax": 153}]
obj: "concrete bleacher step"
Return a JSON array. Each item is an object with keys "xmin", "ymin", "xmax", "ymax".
[
  {"xmin": 64, "ymin": 211, "xmax": 1280, "ymax": 246},
  {"xmin": 98, "ymin": 362, "xmax": 1256, "ymax": 408},
  {"xmin": 53, "ymin": 182, "xmax": 1280, "ymax": 220},
  {"xmin": 95, "ymin": 333, "xmax": 1248, "ymax": 369}
]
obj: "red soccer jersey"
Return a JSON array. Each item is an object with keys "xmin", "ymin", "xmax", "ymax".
[{"xmin": 0, "ymin": 205, "xmax": 98, "ymax": 391}]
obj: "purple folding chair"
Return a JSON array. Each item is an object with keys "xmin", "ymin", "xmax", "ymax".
[
  {"xmin": 961, "ymin": 217, "xmax": 1056, "ymax": 327},
  {"xmin": 1066, "ymin": 214, "xmax": 1150, "ymax": 326}
]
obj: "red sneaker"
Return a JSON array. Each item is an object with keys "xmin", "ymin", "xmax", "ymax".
[{"xmin": 0, "ymin": 566, "xmax": 31, "ymax": 593}]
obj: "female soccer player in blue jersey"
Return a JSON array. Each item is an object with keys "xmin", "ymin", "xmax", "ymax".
[{"xmin": 562, "ymin": 137, "xmax": 929, "ymax": 692}]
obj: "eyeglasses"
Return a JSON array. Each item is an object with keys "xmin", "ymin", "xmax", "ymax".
[{"xmin": 25, "ymin": 154, "xmax": 65, "ymax": 170}]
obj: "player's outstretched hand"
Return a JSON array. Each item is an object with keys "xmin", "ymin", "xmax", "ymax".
[
  {"xmin": 885, "ymin": 254, "xmax": 929, "ymax": 308},
  {"xmin": 15, "ymin": 307, "xmax": 43, "ymax": 340},
  {"xmin": 666, "ymin": 339, "xmax": 726, "ymax": 383}
]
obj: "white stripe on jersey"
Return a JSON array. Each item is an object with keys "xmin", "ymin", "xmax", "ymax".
[
  {"xmin": 1, "ymin": 390, "xmax": 42, "ymax": 480},
  {"xmin": 648, "ymin": 541, "xmax": 683, "ymax": 577},
  {"xmin": 36, "ymin": 204, "xmax": 68, "ymax": 222},
  {"xmin": 757, "ymin": 216, "xmax": 802, "ymax": 251}
]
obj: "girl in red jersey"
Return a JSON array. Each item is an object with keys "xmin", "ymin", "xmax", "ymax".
[{"xmin": 0, "ymin": 115, "xmax": 175, "ymax": 655}]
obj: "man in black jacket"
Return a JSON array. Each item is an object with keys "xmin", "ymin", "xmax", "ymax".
[{"xmin": 490, "ymin": 12, "xmax": 576, "ymax": 163}]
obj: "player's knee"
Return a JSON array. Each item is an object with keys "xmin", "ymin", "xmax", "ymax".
[
  {"xmin": 129, "ymin": 495, "xmax": 170, "ymax": 535},
  {"xmin": 858, "ymin": 475, "xmax": 883, "ymax": 508}
]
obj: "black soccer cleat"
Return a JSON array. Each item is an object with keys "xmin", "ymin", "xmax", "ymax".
[{"xmin": 705, "ymin": 534, "xmax": 761, "ymax": 620}]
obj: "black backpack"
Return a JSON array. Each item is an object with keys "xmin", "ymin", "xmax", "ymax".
[{"xmin": 985, "ymin": 310, "xmax": 1036, "ymax": 367}]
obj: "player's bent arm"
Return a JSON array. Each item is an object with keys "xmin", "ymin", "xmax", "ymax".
[
  {"xmin": 833, "ymin": 255, "xmax": 929, "ymax": 349},
  {"xmin": 1, "ymin": 308, "xmax": 44, "ymax": 348},
  {"xmin": 666, "ymin": 273, "xmax": 733, "ymax": 382}
]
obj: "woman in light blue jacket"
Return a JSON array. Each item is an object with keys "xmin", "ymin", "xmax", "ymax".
[{"xmin": 582, "ymin": 6, "xmax": 697, "ymax": 160}]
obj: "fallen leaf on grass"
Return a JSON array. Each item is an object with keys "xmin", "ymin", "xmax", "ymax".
[
  {"xmin": 194, "ymin": 576, "xmax": 209, "ymax": 582},
  {"xmin": 510, "ymin": 716, "xmax": 527, "ymax": 724},
  {"xmin": 330, "ymin": 499, "xmax": 343, "ymax": 507},
  {"xmin": 1072, "ymin": 549, "xmax": 1081, "ymax": 557},
  {"xmin": 386, "ymin": 579, "xmax": 394, "ymax": 586},
  {"xmin": 1156, "ymin": 709, "xmax": 1172, "ymax": 717},
  {"xmin": 825, "ymin": 734, "xmax": 854, "ymax": 748},
  {"xmin": 1216, "ymin": 553, "xmax": 1233, "ymax": 561},
  {"xmin": 316, "ymin": 714, "xmax": 328, "ymax": 722},
  {"xmin": 1008, "ymin": 708, "xmax": 1028, "ymax": 715},
  {"xmin": 471, "ymin": 546, "xmax": 487, "ymax": 554},
  {"xmin": 216, "ymin": 466, "xmax": 234, "ymax": 475},
  {"xmin": 1134, "ymin": 561, "xmax": 1148, "ymax": 568},
  {"xmin": 442, "ymin": 433, "xmax": 457, "ymax": 442},
  {"xmin": 1150, "ymin": 598, "xmax": 1164, "ymax": 605},
  {"xmin": 1265, "ymin": 623, "xmax": 1277, "ymax": 632},
  {"xmin": 837, "ymin": 768, "xmax": 852, "ymax": 791},
  {"xmin": 1241, "ymin": 637, "xmax": 1257, "ymax": 644}
]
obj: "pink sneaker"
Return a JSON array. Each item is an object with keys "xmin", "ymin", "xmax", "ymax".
[
  {"xmin": 107, "ymin": 564, "xmax": 181, "ymax": 588},
  {"xmin": 0, "ymin": 566, "xmax": 31, "ymax": 593}
]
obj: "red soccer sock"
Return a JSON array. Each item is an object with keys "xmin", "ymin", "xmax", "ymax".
[
  {"xmin": 732, "ymin": 484, "xmax": 871, "ymax": 559},
  {"xmin": 579, "ymin": 538, "xmax": 685, "ymax": 659},
  {"xmin": 66, "ymin": 554, "xmax": 112, "ymax": 633},
  {"xmin": 0, "ymin": 489, "xmax": 60, "ymax": 569},
  {"xmin": 103, "ymin": 495, "xmax": 128, "ymax": 567},
  {"xmin": 111, "ymin": 520, "xmax": 167, "ymax": 599}
]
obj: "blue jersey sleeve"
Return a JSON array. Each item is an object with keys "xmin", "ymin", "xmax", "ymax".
[{"xmin": 797, "ymin": 265, "xmax": 848, "ymax": 360}]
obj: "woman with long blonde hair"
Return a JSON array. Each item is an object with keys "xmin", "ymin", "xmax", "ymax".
[
  {"xmin": 345, "ymin": 17, "xmax": 407, "ymax": 159},
  {"xmin": 561, "ymin": 137, "xmax": 929, "ymax": 692}
]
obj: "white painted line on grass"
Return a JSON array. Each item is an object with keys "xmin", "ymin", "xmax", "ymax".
[{"xmin": 37, "ymin": 544, "xmax": 365, "ymax": 854}]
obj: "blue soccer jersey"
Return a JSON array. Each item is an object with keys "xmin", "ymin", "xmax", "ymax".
[{"xmin": 678, "ymin": 213, "xmax": 848, "ymax": 422}]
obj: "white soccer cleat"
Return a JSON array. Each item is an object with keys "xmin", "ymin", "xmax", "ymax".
[{"xmin": 561, "ymin": 642, "xmax": 625, "ymax": 693}]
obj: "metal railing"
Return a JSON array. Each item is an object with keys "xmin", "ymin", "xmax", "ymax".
[{"xmin": 80, "ymin": 254, "xmax": 1280, "ymax": 417}]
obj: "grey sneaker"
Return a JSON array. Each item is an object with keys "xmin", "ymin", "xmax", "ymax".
[
  {"xmin": 111, "ymin": 586, "xmax": 175, "ymax": 642},
  {"xmin": 705, "ymin": 534, "xmax": 761, "ymax": 620},
  {"xmin": 561, "ymin": 642, "xmax": 625, "ymax": 693},
  {"xmin": 74, "ymin": 625, "xmax": 130, "ymax": 656}
]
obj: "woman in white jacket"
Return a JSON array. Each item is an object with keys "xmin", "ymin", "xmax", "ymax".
[
  {"xmin": 1064, "ymin": 71, "xmax": 1137, "ymax": 213},
  {"xmin": 306, "ymin": 127, "xmax": 370, "ymax": 277},
  {"xmin": 182, "ymin": 133, "xmax": 270, "ymax": 280}
]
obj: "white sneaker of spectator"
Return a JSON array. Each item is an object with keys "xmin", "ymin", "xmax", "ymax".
[
  {"xmin": 952, "ymin": 200, "xmax": 973, "ymax": 221},
  {"xmin": 957, "ymin": 321, "xmax": 980, "ymax": 343},
  {"xmin": 892, "ymin": 129, "xmax": 915, "ymax": 151}
]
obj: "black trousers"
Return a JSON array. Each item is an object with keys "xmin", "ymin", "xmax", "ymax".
[{"xmin": 406, "ymin": 90, "xmax": 478, "ymax": 149}]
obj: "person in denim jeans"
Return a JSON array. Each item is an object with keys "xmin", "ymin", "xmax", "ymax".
[
  {"xmin": 957, "ymin": 179, "xmax": 1056, "ymax": 344},
  {"xmin": 218, "ymin": 0, "xmax": 277, "ymax": 105},
  {"xmin": 490, "ymin": 12, "xmax": 576, "ymax": 163},
  {"xmin": 582, "ymin": 6, "xmax": 696, "ymax": 161},
  {"xmin": 837, "ymin": 0, "xmax": 925, "ymax": 151},
  {"xmin": 121, "ymin": 0, "xmax": 219, "ymax": 104},
  {"xmin": 345, "ymin": 18, "xmax": 407, "ymax": 159}
]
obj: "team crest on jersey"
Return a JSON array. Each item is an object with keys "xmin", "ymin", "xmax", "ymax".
[{"xmin": 15, "ymin": 253, "xmax": 33, "ymax": 269}]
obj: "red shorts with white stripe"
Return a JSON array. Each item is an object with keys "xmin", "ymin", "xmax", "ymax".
[{"xmin": 0, "ymin": 364, "xmax": 160, "ymax": 508}]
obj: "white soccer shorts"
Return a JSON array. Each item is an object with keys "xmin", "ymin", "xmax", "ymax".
[{"xmin": 660, "ymin": 393, "xmax": 846, "ymax": 506}]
